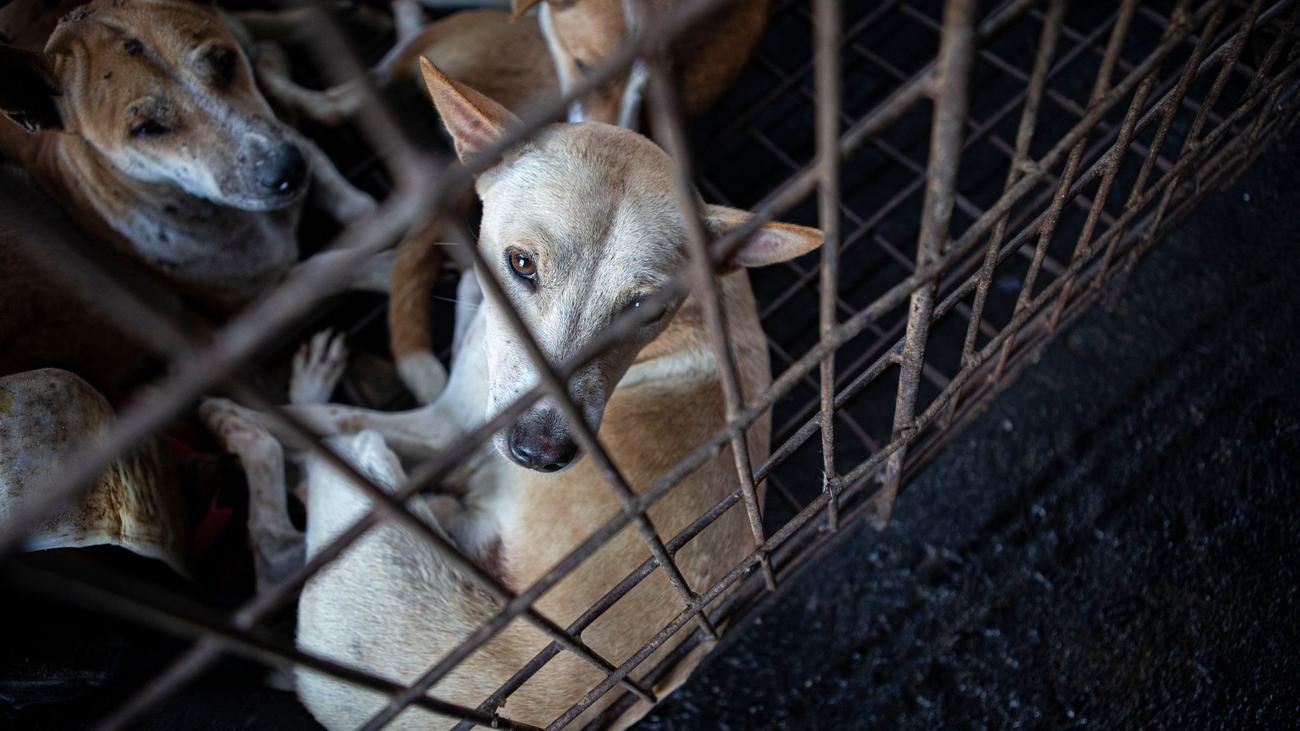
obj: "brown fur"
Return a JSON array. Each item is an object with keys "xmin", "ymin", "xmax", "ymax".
[{"xmin": 526, "ymin": 0, "xmax": 770, "ymax": 123}]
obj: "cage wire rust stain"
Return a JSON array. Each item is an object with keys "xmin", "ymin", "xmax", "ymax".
[{"xmin": 1, "ymin": 0, "xmax": 1299, "ymax": 727}]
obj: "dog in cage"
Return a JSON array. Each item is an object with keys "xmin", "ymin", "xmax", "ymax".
[
  {"xmin": 199, "ymin": 59, "xmax": 823, "ymax": 728},
  {"xmin": 0, "ymin": 0, "xmax": 385, "ymax": 307},
  {"xmin": 241, "ymin": 0, "xmax": 769, "ymax": 129}
]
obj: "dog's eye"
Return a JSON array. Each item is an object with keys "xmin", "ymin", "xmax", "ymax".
[
  {"xmin": 622, "ymin": 294, "xmax": 665, "ymax": 325},
  {"xmin": 129, "ymin": 120, "xmax": 171, "ymax": 138},
  {"xmin": 573, "ymin": 58, "xmax": 590, "ymax": 76},
  {"xmin": 506, "ymin": 248, "xmax": 538, "ymax": 287},
  {"xmin": 206, "ymin": 47, "xmax": 239, "ymax": 86}
]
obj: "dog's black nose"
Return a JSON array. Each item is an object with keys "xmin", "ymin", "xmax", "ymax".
[
  {"xmin": 508, "ymin": 423, "xmax": 578, "ymax": 473},
  {"xmin": 255, "ymin": 143, "xmax": 307, "ymax": 195}
]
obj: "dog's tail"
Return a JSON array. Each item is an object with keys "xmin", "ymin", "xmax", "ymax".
[{"xmin": 389, "ymin": 229, "xmax": 448, "ymax": 405}]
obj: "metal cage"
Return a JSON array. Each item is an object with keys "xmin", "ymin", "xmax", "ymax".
[{"xmin": 3, "ymin": 0, "xmax": 1299, "ymax": 728}]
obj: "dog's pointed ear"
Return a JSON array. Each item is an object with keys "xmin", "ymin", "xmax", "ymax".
[
  {"xmin": 0, "ymin": 45, "xmax": 63, "ymax": 133},
  {"xmin": 704, "ymin": 204, "xmax": 824, "ymax": 268},
  {"xmin": 419, "ymin": 57, "xmax": 520, "ymax": 165},
  {"xmin": 511, "ymin": 0, "xmax": 546, "ymax": 18}
]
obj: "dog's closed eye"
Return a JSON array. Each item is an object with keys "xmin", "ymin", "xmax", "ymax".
[
  {"xmin": 204, "ymin": 47, "xmax": 239, "ymax": 87},
  {"xmin": 129, "ymin": 119, "xmax": 171, "ymax": 138}
]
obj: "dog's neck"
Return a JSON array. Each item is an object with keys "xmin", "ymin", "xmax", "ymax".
[{"xmin": 22, "ymin": 131, "xmax": 299, "ymax": 305}]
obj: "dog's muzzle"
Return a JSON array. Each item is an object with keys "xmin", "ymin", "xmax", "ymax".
[{"xmin": 507, "ymin": 416, "xmax": 579, "ymax": 473}]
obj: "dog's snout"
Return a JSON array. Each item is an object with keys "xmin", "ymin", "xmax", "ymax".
[
  {"xmin": 255, "ymin": 143, "xmax": 306, "ymax": 195},
  {"xmin": 508, "ymin": 422, "xmax": 579, "ymax": 473}
]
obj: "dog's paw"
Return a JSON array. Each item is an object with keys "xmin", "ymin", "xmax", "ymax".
[
  {"xmin": 290, "ymin": 330, "xmax": 348, "ymax": 405},
  {"xmin": 396, "ymin": 351, "xmax": 448, "ymax": 405},
  {"xmin": 200, "ymin": 397, "xmax": 278, "ymax": 462}
]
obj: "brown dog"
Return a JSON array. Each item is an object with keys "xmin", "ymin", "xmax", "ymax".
[{"xmin": 0, "ymin": 0, "xmax": 376, "ymax": 309}]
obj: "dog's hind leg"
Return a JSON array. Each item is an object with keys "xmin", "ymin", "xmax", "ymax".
[
  {"xmin": 295, "ymin": 430, "xmax": 521, "ymax": 729},
  {"xmin": 199, "ymin": 399, "xmax": 304, "ymax": 595}
]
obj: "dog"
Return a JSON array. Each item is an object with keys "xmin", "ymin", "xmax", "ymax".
[
  {"xmin": 0, "ymin": 0, "xmax": 378, "ymax": 310},
  {"xmin": 201, "ymin": 60, "xmax": 822, "ymax": 729},
  {"xmin": 0, "ymin": 367, "xmax": 189, "ymax": 574},
  {"xmin": 249, "ymin": 0, "xmax": 769, "ymax": 130},
  {"xmin": 516, "ymin": 0, "xmax": 770, "ymax": 127}
]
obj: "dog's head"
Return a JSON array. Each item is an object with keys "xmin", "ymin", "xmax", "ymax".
[
  {"xmin": 421, "ymin": 59, "xmax": 821, "ymax": 473},
  {"xmin": 0, "ymin": 0, "xmax": 308, "ymax": 211},
  {"xmin": 515, "ymin": 0, "xmax": 645, "ymax": 127}
]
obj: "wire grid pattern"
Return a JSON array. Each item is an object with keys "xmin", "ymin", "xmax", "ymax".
[{"xmin": 2, "ymin": 0, "xmax": 1299, "ymax": 728}]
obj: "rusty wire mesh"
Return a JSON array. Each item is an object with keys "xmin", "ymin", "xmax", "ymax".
[{"xmin": 3, "ymin": 0, "xmax": 1299, "ymax": 728}]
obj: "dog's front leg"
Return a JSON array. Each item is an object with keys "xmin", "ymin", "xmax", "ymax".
[{"xmin": 292, "ymin": 131, "xmax": 377, "ymax": 223}]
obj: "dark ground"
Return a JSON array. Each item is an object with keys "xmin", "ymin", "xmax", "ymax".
[{"xmin": 635, "ymin": 131, "xmax": 1300, "ymax": 729}]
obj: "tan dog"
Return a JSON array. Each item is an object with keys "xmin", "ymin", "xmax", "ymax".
[
  {"xmin": 201, "ymin": 61, "xmax": 821, "ymax": 728},
  {"xmin": 252, "ymin": 0, "xmax": 769, "ymax": 130},
  {"xmin": 517, "ymin": 0, "xmax": 770, "ymax": 127},
  {"xmin": 0, "ymin": 0, "xmax": 377, "ymax": 309}
]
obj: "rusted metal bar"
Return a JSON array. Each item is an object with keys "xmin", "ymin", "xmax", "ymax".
[
  {"xmin": 949, "ymin": 0, "xmax": 1067, "ymax": 425},
  {"xmin": 874, "ymin": 0, "xmax": 978, "ymax": 531},
  {"xmin": 1095, "ymin": 3, "xmax": 1233, "ymax": 289},
  {"xmin": 989, "ymin": 0, "xmax": 1139, "ymax": 381},
  {"xmin": 645, "ymin": 65, "xmax": 778, "ymax": 592},
  {"xmin": 1112, "ymin": 0, "xmax": 1293, "ymax": 290},
  {"xmin": 1244, "ymin": 4, "xmax": 1300, "ymax": 144},
  {"xmin": 757, "ymin": 0, "xmax": 1105, "ymax": 335},
  {"xmin": 1098, "ymin": 0, "xmax": 1264, "ymax": 326},
  {"xmin": 815, "ymin": 0, "xmax": 844, "ymax": 531},
  {"xmin": 1046, "ymin": 0, "xmax": 1204, "ymax": 316}
]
